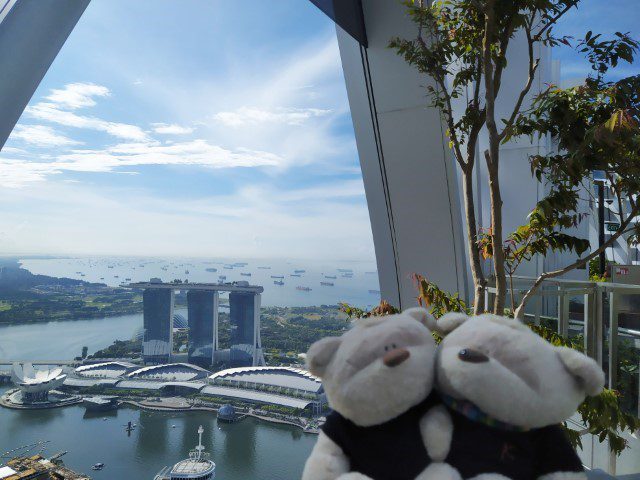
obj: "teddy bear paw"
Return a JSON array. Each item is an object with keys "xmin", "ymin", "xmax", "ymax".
[
  {"xmin": 335, "ymin": 473, "xmax": 375, "ymax": 480},
  {"xmin": 415, "ymin": 462, "xmax": 462, "ymax": 480},
  {"xmin": 468, "ymin": 474, "xmax": 512, "ymax": 480}
]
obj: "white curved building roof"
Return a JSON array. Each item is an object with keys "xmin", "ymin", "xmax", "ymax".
[
  {"xmin": 64, "ymin": 377, "xmax": 120, "ymax": 388},
  {"xmin": 127, "ymin": 363, "xmax": 210, "ymax": 381},
  {"xmin": 201, "ymin": 385, "xmax": 315, "ymax": 410},
  {"xmin": 75, "ymin": 361, "xmax": 136, "ymax": 378},
  {"xmin": 209, "ymin": 366, "xmax": 322, "ymax": 394}
]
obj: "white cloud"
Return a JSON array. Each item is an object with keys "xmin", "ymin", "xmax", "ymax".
[
  {"xmin": 0, "ymin": 179, "xmax": 374, "ymax": 261},
  {"xmin": 25, "ymin": 102, "xmax": 149, "ymax": 142},
  {"xmin": 151, "ymin": 123, "xmax": 194, "ymax": 135},
  {"xmin": 1, "ymin": 146, "xmax": 28, "ymax": 155},
  {"xmin": 80, "ymin": 139, "xmax": 282, "ymax": 169},
  {"xmin": 12, "ymin": 125, "xmax": 82, "ymax": 147},
  {"xmin": 45, "ymin": 82, "xmax": 110, "ymax": 109},
  {"xmin": 0, "ymin": 159, "xmax": 61, "ymax": 188},
  {"xmin": 213, "ymin": 107, "xmax": 331, "ymax": 127},
  {"xmin": 0, "ymin": 139, "xmax": 284, "ymax": 187}
]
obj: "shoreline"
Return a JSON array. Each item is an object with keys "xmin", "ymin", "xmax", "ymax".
[
  {"xmin": 121, "ymin": 398, "xmax": 321, "ymax": 434},
  {"xmin": 0, "ymin": 390, "xmax": 321, "ymax": 434},
  {"xmin": 0, "ymin": 307, "xmax": 145, "ymax": 327},
  {"xmin": 0, "ymin": 388, "xmax": 83, "ymax": 410}
]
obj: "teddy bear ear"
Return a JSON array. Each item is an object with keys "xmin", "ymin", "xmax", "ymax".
[
  {"xmin": 403, "ymin": 307, "xmax": 437, "ymax": 331},
  {"xmin": 436, "ymin": 312, "xmax": 469, "ymax": 336},
  {"xmin": 556, "ymin": 346, "xmax": 605, "ymax": 396},
  {"xmin": 306, "ymin": 337, "xmax": 342, "ymax": 378}
]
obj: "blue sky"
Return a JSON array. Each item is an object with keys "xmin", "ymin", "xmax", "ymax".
[
  {"xmin": 554, "ymin": 0, "xmax": 640, "ymax": 83},
  {"xmin": 0, "ymin": 0, "xmax": 637, "ymax": 259}
]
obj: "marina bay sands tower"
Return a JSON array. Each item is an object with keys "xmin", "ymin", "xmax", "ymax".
[{"xmin": 136, "ymin": 281, "xmax": 265, "ymax": 369}]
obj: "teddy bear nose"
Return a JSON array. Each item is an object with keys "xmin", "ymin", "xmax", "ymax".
[
  {"xmin": 458, "ymin": 348, "xmax": 489, "ymax": 363},
  {"xmin": 383, "ymin": 347, "xmax": 410, "ymax": 367}
]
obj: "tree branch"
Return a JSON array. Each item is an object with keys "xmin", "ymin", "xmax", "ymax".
[
  {"xmin": 514, "ymin": 203, "xmax": 640, "ymax": 318},
  {"xmin": 499, "ymin": 24, "xmax": 540, "ymax": 141},
  {"xmin": 532, "ymin": 1, "xmax": 579, "ymax": 43}
]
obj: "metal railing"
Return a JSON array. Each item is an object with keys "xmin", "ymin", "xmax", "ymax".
[{"xmin": 485, "ymin": 276, "xmax": 640, "ymax": 475}]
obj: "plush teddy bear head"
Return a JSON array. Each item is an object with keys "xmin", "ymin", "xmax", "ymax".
[
  {"xmin": 306, "ymin": 307, "xmax": 437, "ymax": 427},
  {"xmin": 435, "ymin": 313, "xmax": 605, "ymax": 429}
]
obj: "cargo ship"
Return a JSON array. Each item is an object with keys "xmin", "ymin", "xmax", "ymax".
[
  {"xmin": 274, "ymin": 280, "xmax": 284, "ymax": 286},
  {"xmin": 296, "ymin": 286, "xmax": 311, "ymax": 291},
  {"xmin": 320, "ymin": 282, "xmax": 334, "ymax": 287}
]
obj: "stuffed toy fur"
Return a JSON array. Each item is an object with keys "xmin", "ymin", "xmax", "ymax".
[
  {"xmin": 301, "ymin": 307, "xmax": 451, "ymax": 480},
  {"xmin": 419, "ymin": 313, "xmax": 605, "ymax": 480}
]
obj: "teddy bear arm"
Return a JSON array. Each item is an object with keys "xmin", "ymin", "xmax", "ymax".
[
  {"xmin": 419, "ymin": 405, "xmax": 454, "ymax": 462},
  {"xmin": 302, "ymin": 431, "xmax": 352, "ymax": 480},
  {"xmin": 467, "ymin": 475, "xmax": 512, "ymax": 480}
]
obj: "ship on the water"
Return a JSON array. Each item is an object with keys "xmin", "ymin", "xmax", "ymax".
[
  {"xmin": 296, "ymin": 286, "xmax": 312, "ymax": 291},
  {"xmin": 83, "ymin": 396, "xmax": 118, "ymax": 412},
  {"xmin": 154, "ymin": 425, "xmax": 215, "ymax": 480},
  {"xmin": 320, "ymin": 282, "xmax": 334, "ymax": 287}
]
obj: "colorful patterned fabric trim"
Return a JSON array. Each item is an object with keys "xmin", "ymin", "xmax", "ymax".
[{"xmin": 440, "ymin": 393, "xmax": 530, "ymax": 432}]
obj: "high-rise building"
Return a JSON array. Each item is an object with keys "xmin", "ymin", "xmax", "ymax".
[
  {"xmin": 187, "ymin": 290, "xmax": 218, "ymax": 368},
  {"xmin": 142, "ymin": 289, "xmax": 174, "ymax": 364},
  {"xmin": 229, "ymin": 292, "xmax": 264, "ymax": 368}
]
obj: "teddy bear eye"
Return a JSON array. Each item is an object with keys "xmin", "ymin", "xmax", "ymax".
[
  {"xmin": 392, "ymin": 343, "xmax": 397, "ymax": 349},
  {"xmin": 384, "ymin": 346, "xmax": 389, "ymax": 351}
]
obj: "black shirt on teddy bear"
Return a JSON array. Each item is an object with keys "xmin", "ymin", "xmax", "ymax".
[
  {"xmin": 443, "ymin": 404, "xmax": 584, "ymax": 480},
  {"xmin": 321, "ymin": 393, "xmax": 439, "ymax": 480}
]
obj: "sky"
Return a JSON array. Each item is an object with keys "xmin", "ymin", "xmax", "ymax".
[
  {"xmin": 553, "ymin": 0, "xmax": 640, "ymax": 84},
  {"xmin": 0, "ymin": 0, "xmax": 637, "ymax": 260}
]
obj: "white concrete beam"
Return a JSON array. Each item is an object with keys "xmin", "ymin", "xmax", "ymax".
[
  {"xmin": 336, "ymin": 0, "xmax": 468, "ymax": 309},
  {"xmin": 0, "ymin": 0, "xmax": 90, "ymax": 149}
]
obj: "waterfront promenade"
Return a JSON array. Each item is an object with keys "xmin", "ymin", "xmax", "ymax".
[{"xmin": 120, "ymin": 396, "xmax": 320, "ymax": 433}]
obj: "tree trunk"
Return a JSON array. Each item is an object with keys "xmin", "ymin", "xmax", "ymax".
[
  {"xmin": 481, "ymin": 0, "xmax": 507, "ymax": 314},
  {"xmin": 462, "ymin": 167, "xmax": 486, "ymax": 314},
  {"xmin": 486, "ymin": 150, "xmax": 506, "ymax": 314}
]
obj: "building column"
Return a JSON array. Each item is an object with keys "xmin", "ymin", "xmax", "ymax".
[
  {"xmin": 0, "ymin": 0, "xmax": 91, "ymax": 149},
  {"xmin": 253, "ymin": 293, "xmax": 265, "ymax": 366},
  {"xmin": 335, "ymin": 0, "xmax": 468, "ymax": 308},
  {"xmin": 212, "ymin": 291, "xmax": 219, "ymax": 365},
  {"xmin": 142, "ymin": 288, "xmax": 174, "ymax": 364}
]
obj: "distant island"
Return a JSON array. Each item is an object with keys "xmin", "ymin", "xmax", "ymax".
[{"xmin": 0, "ymin": 258, "xmax": 143, "ymax": 324}]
